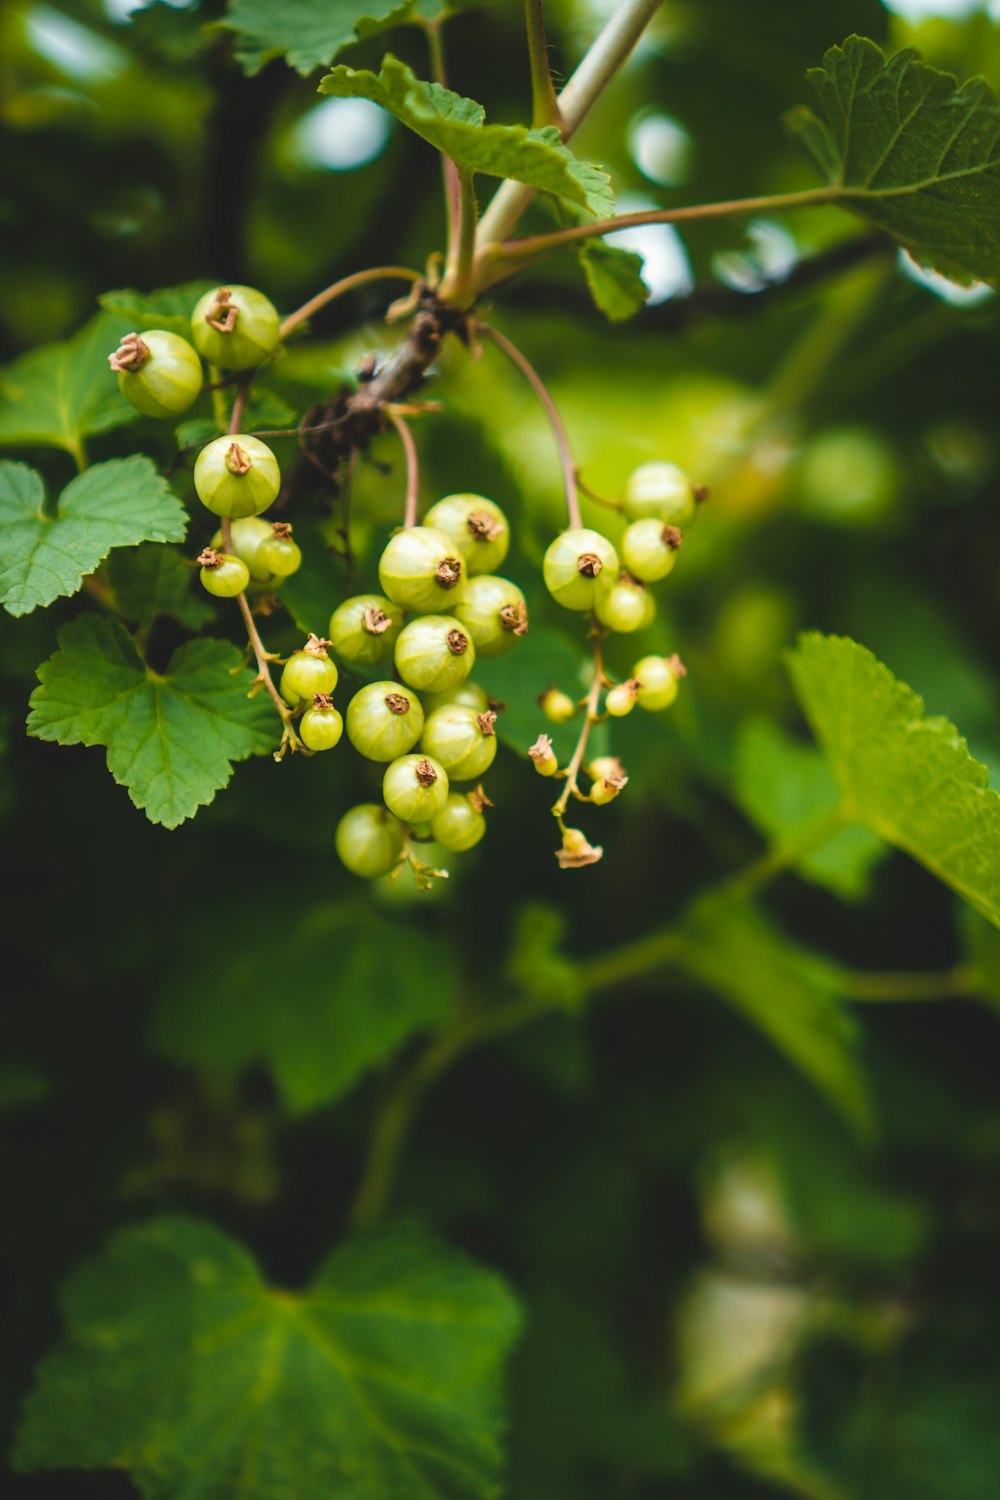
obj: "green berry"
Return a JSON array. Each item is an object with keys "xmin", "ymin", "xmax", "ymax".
[
  {"xmin": 256, "ymin": 530, "xmax": 301, "ymax": 578},
  {"xmin": 328, "ymin": 594, "xmax": 403, "ymax": 667},
  {"xmin": 109, "ymin": 330, "xmax": 202, "ymax": 419},
  {"xmin": 191, "ymin": 285, "xmax": 281, "ymax": 370},
  {"xmin": 383, "ymin": 754, "xmax": 449, "ymax": 822},
  {"xmin": 623, "ymin": 461, "xmax": 700, "ymax": 525},
  {"xmin": 431, "ymin": 791, "xmax": 487, "ymax": 851},
  {"xmin": 453, "ymin": 575, "xmax": 528, "ymax": 657},
  {"xmin": 421, "ymin": 705, "xmax": 498, "ymax": 782},
  {"xmin": 279, "ymin": 640, "xmax": 338, "ymax": 707},
  {"xmin": 540, "ymin": 688, "xmax": 576, "ymax": 724},
  {"xmin": 423, "ymin": 494, "xmax": 510, "ymax": 576},
  {"xmin": 347, "ymin": 681, "xmax": 424, "ymax": 762},
  {"xmin": 633, "ymin": 654, "xmax": 685, "ymax": 710},
  {"xmin": 198, "ymin": 550, "xmax": 249, "ymax": 597},
  {"xmin": 211, "ymin": 516, "xmax": 276, "ymax": 583},
  {"xmin": 621, "ymin": 519, "xmax": 683, "ymax": 583},
  {"xmin": 394, "ymin": 616, "xmax": 475, "ymax": 694},
  {"xmin": 299, "ymin": 697, "xmax": 343, "ymax": 751},
  {"xmin": 194, "ymin": 435, "xmax": 280, "ymax": 519},
  {"xmin": 594, "ymin": 572, "xmax": 653, "ymax": 633},
  {"xmin": 423, "ymin": 680, "xmax": 490, "ymax": 716},
  {"xmin": 605, "ymin": 679, "xmax": 639, "ymax": 717},
  {"xmin": 529, "ymin": 734, "xmax": 559, "ymax": 776},
  {"xmin": 336, "ymin": 803, "xmax": 405, "ymax": 878},
  {"xmin": 378, "ymin": 526, "xmax": 467, "ymax": 614},
  {"xmin": 543, "ymin": 528, "xmax": 618, "ymax": 611}
]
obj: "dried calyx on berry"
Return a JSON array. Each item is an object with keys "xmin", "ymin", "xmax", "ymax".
[
  {"xmin": 109, "ymin": 330, "xmax": 202, "ymax": 419},
  {"xmin": 191, "ymin": 284, "xmax": 281, "ymax": 370},
  {"xmin": 556, "ymin": 828, "xmax": 603, "ymax": 869},
  {"xmin": 529, "ymin": 734, "xmax": 559, "ymax": 777}
]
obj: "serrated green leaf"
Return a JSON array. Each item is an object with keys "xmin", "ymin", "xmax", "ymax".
[
  {"xmin": 734, "ymin": 717, "xmax": 885, "ymax": 900},
  {"xmin": 27, "ymin": 616, "xmax": 277, "ymax": 828},
  {"xmin": 14, "ymin": 1215, "xmax": 523, "ymax": 1500},
  {"xmin": 789, "ymin": 35, "xmax": 1000, "ymax": 287},
  {"xmin": 0, "ymin": 312, "xmax": 138, "ymax": 460},
  {"xmin": 151, "ymin": 903, "xmax": 454, "ymax": 1113},
  {"xmin": 319, "ymin": 56, "xmax": 614, "ymax": 218},
  {"xmin": 0, "ymin": 458, "xmax": 187, "ymax": 618},
  {"xmin": 222, "ymin": 0, "xmax": 413, "ymax": 76},
  {"xmin": 578, "ymin": 242, "xmax": 649, "ymax": 321},
  {"xmin": 677, "ymin": 893, "xmax": 871, "ymax": 1134},
  {"xmin": 104, "ymin": 543, "xmax": 213, "ymax": 631},
  {"xmin": 788, "ymin": 633, "xmax": 1000, "ymax": 930},
  {"xmin": 99, "ymin": 281, "xmax": 217, "ymax": 337}
]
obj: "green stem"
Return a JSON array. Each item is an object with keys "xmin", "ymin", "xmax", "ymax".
[
  {"xmin": 721, "ymin": 808, "xmax": 849, "ymax": 902},
  {"xmin": 424, "ymin": 19, "xmax": 462, "ymax": 268},
  {"xmin": 525, "ymin": 0, "xmax": 560, "ymax": 128},
  {"xmin": 843, "ymin": 966, "xmax": 975, "ymax": 1002},
  {"xmin": 440, "ymin": 170, "xmax": 478, "ymax": 304}
]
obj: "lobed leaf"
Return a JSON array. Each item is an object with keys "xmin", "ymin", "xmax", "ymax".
[
  {"xmin": 578, "ymin": 242, "xmax": 649, "ymax": 321},
  {"xmin": 0, "ymin": 312, "xmax": 138, "ymax": 460},
  {"xmin": 104, "ymin": 543, "xmax": 213, "ymax": 632}
]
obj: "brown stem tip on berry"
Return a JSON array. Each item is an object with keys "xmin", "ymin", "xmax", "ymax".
[
  {"xmin": 197, "ymin": 547, "xmax": 224, "ymax": 569},
  {"xmin": 667, "ymin": 654, "xmax": 687, "ymax": 678},
  {"xmin": 446, "ymin": 628, "xmax": 469, "ymax": 656},
  {"xmin": 385, "ymin": 692, "xmax": 411, "ymax": 715},
  {"xmin": 108, "ymin": 333, "xmax": 149, "ymax": 373},
  {"xmin": 271, "ymin": 521, "xmax": 293, "ymax": 539},
  {"xmin": 577, "ymin": 552, "xmax": 603, "ymax": 578},
  {"xmin": 692, "ymin": 484, "xmax": 710, "ymax": 504},
  {"xmin": 225, "ymin": 442, "xmax": 252, "ymax": 475},
  {"xmin": 207, "ymin": 287, "xmax": 238, "ymax": 333},
  {"xmin": 304, "ymin": 633, "xmax": 332, "ymax": 656},
  {"xmin": 500, "ymin": 601, "xmax": 529, "ymax": 635},
  {"xmin": 363, "ymin": 607, "xmax": 392, "ymax": 636},
  {"xmin": 467, "ymin": 510, "xmax": 504, "ymax": 542},
  {"xmin": 556, "ymin": 828, "xmax": 603, "ymax": 869},
  {"xmin": 476, "ymin": 710, "xmax": 497, "ymax": 736},
  {"xmin": 469, "ymin": 785, "xmax": 493, "ymax": 812},
  {"xmin": 311, "ymin": 693, "xmax": 335, "ymax": 709},
  {"xmin": 436, "ymin": 557, "xmax": 463, "ymax": 589},
  {"xmin": 415, "ymin": 758, "xmax": 438, "ymax": 786},
  {"xmin": 663, "ymin": 525, "xmax": 683, "ymax": 549}
]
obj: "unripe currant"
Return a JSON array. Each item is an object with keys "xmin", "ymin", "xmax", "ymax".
[
  {"xmin": 347, "ymin": 682, "xmax": 424, "ymax": 762},
  {"xmin": 621, "ymin": 519, "xmax": 683, "ymax": 583},
  {"xmin": 280, "ymin": 637, "xmax": 339, "ymax": 707},
  {"xmin": 378, "ymin": 526, "xmax": 467, "ymax": 614},
  {"xmin": 421, "ymin": 706, "xmax": 498, "ymax": 782},
  {"xmin": 194, "ymin": 435, "xmax": 280, "ymax": 518},
  {"xmin": 198, "ymin": 548, "xmax": 249, "ymax": 597},
  {"xmin": 623, "ymin": 461, "xmax": 702, "ymax": 526},
  {"xmin": 594, "ymin": 572, "xmax": 653, "ymax": 633},
  {"xmin": 256, "ymin": 525, "xmax": 301, "ymax": 579},
  {"xmin": 382, "ymin": 754, "xmax": 449, "ymax": 822},
  {"xmin": 191, "ymin": 285, "xmax": 281, "ymax": 370},
  {"xmin": 543, "ymin": 528, "xmax": 618, "ymax": 611},
  {"xmin": 211, "ymin": 516, "xmax": 275, "ymax": 583},
  {"xmin": 540, "ymin": 687, "xmax": 577, "ymax": 724},
  {"xmin": 453, "ymin": 575, "xmax": 528, "ymax": 657},
  {"xmin": 605, "ymin": 679, "xmax": 640, "ymax": 717},
  {"xmin": 588, "ymin": 755, "xmax": 626, "ymax": 783},
  {"xmin": 423, "ymin": 680, "xmax": 490, "ymax": 716},
  {"xmin": 431, "ymin": 790, "xmax": 488, "ymax": 851},
  {"xmin": 299, "ymin": 695, "xmax": 343, "ymax": 751},
  {"xmin": 109, "ymin": 330, "xmax": 202, "ymax": 418},
  {"xmin": 336, "ymin": 803, "xmax": 405, "ymax": 879},
  {"xmin": 589, "ymin": 768, "xmax": 628, "ymax": 804},
  {"xmin": 633, "ymin": 653, "xmax": 687, "ymax": 710},
  {"xmin": 394, "ymin": 616, "xmax": 475, "ymax": 694},
  {"xmin": 529, "ymin": 734, "xmax": 559, "ymax": 777},
  {"xmin": 328, "ymin": 594, "xmax": 403, "ymax": 667},
  {"xmin": 423, "ymin": 494, "xmax": 510, "ymax": 575}
]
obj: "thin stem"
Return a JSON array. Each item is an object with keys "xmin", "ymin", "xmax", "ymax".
[
  {"xmin": 477, "ymin": 320, "xmax": 580, "ymax": 528},
  {"xmin": 228, "ymin": 378, "xmax": 249, "ymax": 435},
  {"xmin": 385, "ymin": 406, "xmax": 421, "ymax": 527},
  {"xmin": 279, "ymin": 266, "xmax": 422, "ymax": 339},
  {"xmin": 843, "ymin": 966, "xmax": 976, "ymax": 1003},
  {"xmin": 722, "ymin": 808, "xmax": 848, "ymax": 902},
  {"xmin": 552, "ymin": 633, "xmax": 604, "ymax": 819},
  {"xmin": 476, "ymin": 0, "xmax": 663, "ymax": 247},
  {"xmin": 440, "ymin": 170, "xmax": 478, "ymax": 304},
  {"xmin": 424, "ymin": 19, "xmax": 462, "ymax": 258},
  {"xmin": 525, "ymin": 0, "xmax": 560, "ymax": 128}
]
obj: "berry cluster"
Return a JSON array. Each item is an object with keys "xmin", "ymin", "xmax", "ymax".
[{"xmin": 109, "ymin": 285, "xmax": 700, "ymax": 884}]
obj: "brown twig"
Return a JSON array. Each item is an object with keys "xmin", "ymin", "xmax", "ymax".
[{"xmin": 280, "ymin": 266, "xmax": 422, "ymax": 340}]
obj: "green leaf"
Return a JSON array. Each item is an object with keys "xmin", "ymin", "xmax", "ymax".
[
  {"xmin": 0, "ymin": 312, "xmax": 138, "ymax": 461},
  {"xmin": 788, "ymin": 633, "xmax": 1000, "ymax": 930},
  {"xmin": 319, "ymin": 56, "xmax": 614, "ymax": 218},
  {"xmin": 14, "ymin": 1215, "xmax": 523, "ymax": 1499},
  {"xmin": 279, "ymin": 516, "xmax": 346, "ymax": 640},
  {"xmin": 151, "ymin": 903, "xmax": 454, "ymax": 1113},
  {"xmin": 475, "ymin": 625, "xmax": 588, "ymax": 761},
  {"xmin": 578, "ymin": 242, "xmax": 649, "ymax": 321},
  {"xmin": 789, "ymin": 35, "xmax": 1000, "ymax": 287},
  {"xmin": 677, "ymin": 893, "xmax": 871, "ymax": 1134},
  {"xmin": 27, "ymin": 616, "xmax": 277, "ymax": 828},
  {"xmin": 99, "ymin": 281, "xmax": 217, "ymax": 337},
  {"xmin": 104, "ymin": 543, "xmax": 213, "ymax": 632},
  {"xmin": 734, "ymin": 716, "xmax": 885, "ymax": 900},
  {"xmin": 222, "ymin": 0, "xmax": 414, "ymax": 77},
  {"xmin": 0, "ymin": 457, "xmax": 187, "ymax": 618}
]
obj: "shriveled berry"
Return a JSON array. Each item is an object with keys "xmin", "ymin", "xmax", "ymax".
[
  {"xmin": 191, "ymin": 285, "xmax": 280, "ymax": 369},
  {"xmin": 423, "ymin": 494, "xmax": 510, "ymax": 575},
  {"xmin": 194, "ymin": 435, "xmax": 280, "ymax": 519},
  {"xmin": 454, "ymin": 575, "xmax": 528, "ymax": 657},
  {"xmin": 394, "ymin": 616, "xmax": 475, "ymax": 694},
  {"xmin": 543, "ymin": 528, "xmax": 618, "ymax": 611},
  {"xmin": 109, "ymin": 330, "xmax": 202, "ymax": 419},
  {"xmin": 347, "ymin": 681, "xmax": 424, "ymax": 762},
  {"xmin": 328, "ymin": 594, "xmax": 403, "ymax": 667},
  {"xmin": 336, "ymin": 803, "xmax": 405, "ymax": 878}
]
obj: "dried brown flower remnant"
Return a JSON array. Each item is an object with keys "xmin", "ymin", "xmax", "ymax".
[{"xmin": 556, "ymin": 828, "xmax": 603, "ymax": 869}]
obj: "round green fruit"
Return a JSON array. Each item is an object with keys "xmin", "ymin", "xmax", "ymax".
[
  {"xmin": 621, "ymin": 519, "xmax": 683, "ymax": 582},
  {"xmin": 394, "ymin": 616, "xmax": 475, "ymax": 694},
  {"xmin": 431, "ymin": 792, "xmax": 487, "ymax": 851},
  {"xmin": 623, "ymin": 461, "xmax": 699, "ymax": 525},
  {"xmin": 280, "ymin": 645, "xmax": 338, "ymax": 707},
  {"xmin": 423, "ymin": 494, "xmax": 510, "ymax": 575},
  {"xmin": 595, "ymin": 573, "xmax": 652, "ymax": 633},
  {"xmin": 336, "ymin": 803, "xmax": 405, "ymax": 878},
  {"xmin": 199, "ymin": 551, "xmax": 249, "ymax": 597},
  {"xmin": 109, "ymin": 330, "xmax": 202, "ymax": 419},
  {"xmin": 256, "ymin": 531, "xmax": 301, "ymax": 578},
  {"xmin": 633, "ymin": 654, "xmax": 684, "ymax": 710},
  {"xmin": 382, "ymin": 754, "xmax": 449, "ymax": 822},
  {"xmin": 543, "ymin": 528, "xmax": 618, "ymax": 611},
  {"xmin": 453, "ymin": 575, "xmax": 528, "ymax": 657},
  {"xmin": 194, "ymin": 435, "xmax": 280, "ymax": 519},
  {"xmin": 328, "ymin": 594, "xmax": 403, "ymax": 667},
  {"xmin": 423, "ymin": 680, "xmax": 490, "ymax": 716},
  {"xmin": 346, "ymin": 682, "xmax": 424, "ymax": 762},
  {"xmin": 421, "ymin": 705, "xmax": 497, "ymax": 782},
  {"xmin": 191, "ymin": 285, "xmax": 281, "ymax": 369},
  {"xmin": 378, "ymin": 526, "xmax": 467, "ymax": 614},
  {"xmin": 299, "ymin": 700, "xmax": 343, "ymax": 751}
]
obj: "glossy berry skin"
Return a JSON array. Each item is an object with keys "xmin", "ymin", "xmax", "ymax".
[
  {"xmin": 431, "ymin": 792, "xmax": 486, "ymax": 851},
  {"xmin": 279, "ymin": 650, "xmax": 338, "ymax": 707},
  {"xmin": 605, "ymin": 680, "xmax": 639, "ymax": 717},
  {"xmin": 200, "ymin": 553, "xmax": 249, "ymax": 597},
  {"xmin": 194, "ymin": 435, "xmax": 280, "ymax": 519},
  {"xmin": 299, "ymin": 701, "xmax": 343, "ymax": 751},
  {"xmin": 336, "ymin": 803, "xmax": 404, "ymax": 879},
  {"xmin": 454, "ymin": 575, "xmax": 528, "ymax": 657},
  {"xmin": 191, "ymin": 285, "xmax": 281, "ymax": 370},
  {"xmin": 347, "ymin": 682, "xmax": 424, "ymax": 762},
  {"xmin": 595, "ymin": 574, "xmax": 653, "ymax": 633},
  {"xmin": 623, "ymin": 461, "xmax": 697, "ymax": 525},
  {"xmin": 328, "ymin": 594, "xmax": 403, "ymax": 667},
  {"xmin": 378, "ymin": 526, "xmax": 467, "ymax": 614},
  {"xmin": 394, "ymin": 616, "xmax": 475, "ymax": 694},
  {"xmin": 256, "ymin": 534, "xmax": 301, "ymax": 578},
  {"xmin": 423, "ymin": 680, "xmax": 489, "ymax": 716},
  {"xmin": 421, "ymin": 706, "xmax": 497, "ymax": 782},
  {"xmin": 423, "ymin": 494, "xmax": 510, "ymax": 576},
  {"xmin": 543, "ymin": 528, "xmax": 618, "ymax": 611},
  {"xmin": 540, "ymin": 688, "xmax": 576, "ymax": 724},
  {"xmin": 212, "ymin": 516, "xmax": 275, "ymax": 583},
  {"xmin": 114, "ymin": 330, "xmax": 202, "ymax": 418},
  {"xmin": 621, "ymin": 519, "xmax": 682, "ymax": 583},
  {"xmin": 633, "ymin": 655, "xmax": 681, "ymax": 710},
  {"xmin": 382, "ymin": 754, "xmax": 449, "ymax": 823}
]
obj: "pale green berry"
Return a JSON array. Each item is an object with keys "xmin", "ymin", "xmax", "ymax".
[
  {"xmin": 299, "ymin": 698, "xmax": 343, "ymax": 751},
  {"xmin": 453, "ymin": 575, "xmax": 528, "ymax": 657},
  {"xmin": 256, "ymin": 531, "xmax": 301, "ymax": 578},
  {"xmin": 394, "ymin": 616, "xmax": 475, "ymax": 694},
  {"xmin": 423, "ymin": 680, "xmax": 490, "ymax": 716},
  {"xmin": 421, "ymin": 705, "xmax": 498, "ymax": 782},
  {"xmin": 540, "ymin": 688, "xmax": 577, "ymax": 724},
  {"xmin": 623, "ymin": 461, "xmax": 700, "ymax": 525},
  {"xmin": 383, "ymin": 754, "xmax": 449, "ymax": 822},
  {"xmin": 528, "ymin": 734, "xmax": 559, "ymax": 776},
  {"xmin": 378, "ymin": 526, "xmax": 466, "ymax": 614},
  {"xmin": 605, "ymin": 679, "xmax": 640, "ymax": 717},
  {"xmin": 633, "ymin": 654, "xmax": 685, "ymax": 710},
  {"xmin": 423, "ymin": 494, "xmax": 510, "ymax": 575},
  {"xmin": 328, "ymin": 594, "xmax": 403, "ymax": 667},
  {"xmin": 194, "ymin": 435, "xmax": 280, "ymax": 519},
  {"xmin": 211, "ymin": 516, "xmax": 276, "ymax": 583},
  {"xmin": 336, "ymin": 803, "xmax": 405, "ymax": 878},
  {"xmin": 191, "ymin": 284, "xmax": 280, "ymax": 369},
  {"xmin": 621, "ymin": 519, "xmax": 683, "ymax": 583},
  {"xmin": 109, "ymin": 330, "xmax": 202, "ymax": 418},
  {"xmin": 347, "ymin": 681, "xmax": 424, "ymax": 762},
  {"xmin": 594, "ymin": 573, "xmax": 652, "ymax": 633},
  {"xmin": 431, "ymin": 791, "xmax": 487, "ymax": 851},
  {"xmin": 280, "ymin": 641, "xmax": 338, "ymax": 707},
  {"xmin": 199, "ymin": 550, "xmax": 249, "ymax": 597},
  {"xmin": 543, "ymin": 528, "xmax": 618, "ymax": 611}
]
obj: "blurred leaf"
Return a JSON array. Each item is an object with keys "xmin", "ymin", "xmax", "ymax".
[
  {"xmin": 277, "ymin": 516, "xmax": 346, "ymax": 638},
  {"xmin": 223, "ymin": 0, "xmax": 417, "ymax": 76},
  {"xmin": 15, "ymin": 1215, "xmax": 523, "ymax": 1499},
  {"xmin": 789, "ymin": 35, "xmax": 1000, "ymax": 286},
  {"xmin": 506, "ymin": 904, "xmax": 584, "ymax": 1009},
  {"xmin": 0, "ymin": 1062, "xmax": 49, "ymax": 1116},
  {"xmin": 99, "ymin": 282, "xmax": 217, "ymax": 337},
  {"xmin": 27, "ymin": 617, "xmax": 276, "ymax": 828},
  {"xmin": 151, "ymin": 903, "xmax": 454, "ymax": 1112},
  {"xmin": 734, "ymin": 717, "xmax": 885, "ymax": 900},
  {"xmin": 104, "ymin": 543, "xmax": 213, "ymax": 631},
  {"xmin": 960, "ymin": 906, "xmax": 1000, "ymax": 1010},
  {"xmin": 0, "ymin": 312, "xmax": 137, "ymax": 461},
  {"xmin": 319, "ymin": 57, "xmax": 615, "ymax": 217},
  {"xmin": 578, "ymin": 242, "xmax": 648, "ymax": 322},
  {"xmin": 788, "ymin": 634, "xmax": 1000, "ymax": 929},
  {"xmin": 129, "ymin": 3, "xmax": 216, "ymax": 64},
  {"xmin": 0, "ymin": 458, "xmax": 187, "ymax": 618},
  {"xmin": 475, "ymin": 626, "xmax": 587, "ymax": 760}
]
